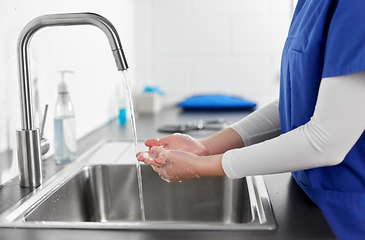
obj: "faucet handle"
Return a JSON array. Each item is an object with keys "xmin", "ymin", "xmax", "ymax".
[
  {"xmin": 40, "ymin": 104, "xmax": 50, "ymax": 155},
  {"xmin": 40, "ymin": 104, "xmax": 48, "ymax": 137}
]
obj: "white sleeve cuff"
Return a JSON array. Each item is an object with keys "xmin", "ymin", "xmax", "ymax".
[{"xmin": 222, "ymin": 150, "xmax": 240, "ymax": 179}]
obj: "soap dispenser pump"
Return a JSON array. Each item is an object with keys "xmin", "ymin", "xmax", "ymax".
[{"xmin": 54, "ymin": 70, "xmax": 77, "ymax": 165}]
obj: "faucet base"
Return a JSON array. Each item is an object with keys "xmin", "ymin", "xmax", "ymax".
[{"xmin": 16, "ymin": 129, "xmax": 43, "ymax": 188}]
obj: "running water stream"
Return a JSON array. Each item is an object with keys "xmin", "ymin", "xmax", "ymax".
[{"xmin": 121, "ymin": 70, "xmax": 146, "ymax": 222}]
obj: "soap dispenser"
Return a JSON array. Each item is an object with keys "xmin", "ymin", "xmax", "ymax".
[{"xmin": 54, "ymin": 71, "xmax": 77, "ymax": 165}]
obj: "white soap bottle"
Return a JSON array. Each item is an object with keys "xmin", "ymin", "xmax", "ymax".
[{"xmin": 54, "ymin": 71, "xmax": 77, "ymax": 165}]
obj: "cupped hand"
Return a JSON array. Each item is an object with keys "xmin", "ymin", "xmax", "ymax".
[
  {"xmin": 136, "ymin": 146, "xmax": 168, "ymax": 166},
  {"xmin": 138, "ymin": 146, "xmax": 202, "ymax": 182},
  {"xmin": 136, "ymin": 146, "xmax": 225, "ymax": 182},
  {"xmin": 144, "ymin": 133, "xmax": 209, "ymax": 156}
]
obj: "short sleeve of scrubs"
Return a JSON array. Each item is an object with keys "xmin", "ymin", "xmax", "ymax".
[{"xmin": 322, "ymin": 0, "xmax": 365, "ymax": 78}]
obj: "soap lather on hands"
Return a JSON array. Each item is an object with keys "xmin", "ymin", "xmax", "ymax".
[{"xmin": 136, "ymin": 134, "xmax": 211, "ymax": 182}]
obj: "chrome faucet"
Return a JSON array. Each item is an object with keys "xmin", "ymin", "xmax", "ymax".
[{"xmin": 16, "ymin": 13, "xmax": 128, "ymax": 188}]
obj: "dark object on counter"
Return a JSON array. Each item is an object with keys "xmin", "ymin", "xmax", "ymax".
[
  {"xmin": 158, "ymin": 118, "xmax": 228, "ymax": 133},
  {"xmin": 178, "ymin": 94, "xmax": 256, "ymax": 111}
]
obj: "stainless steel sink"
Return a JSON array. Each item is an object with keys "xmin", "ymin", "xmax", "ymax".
[{"xmin": 0, "ymin": 140, "xmax": 276, "ymax": 230}]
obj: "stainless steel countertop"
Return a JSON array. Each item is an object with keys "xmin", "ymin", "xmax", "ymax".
[{"xmin": 0, "ymin": 107, "xmax": 336, "ymax": 239}]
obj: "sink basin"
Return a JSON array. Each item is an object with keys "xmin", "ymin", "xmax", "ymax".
[
  {"xmin": 0, "ymin": 140, "xmax": 276, "ymax": 230},
  {"xmin": 26, "ymin": 164, "xmax": 251, "ymax": 224}
]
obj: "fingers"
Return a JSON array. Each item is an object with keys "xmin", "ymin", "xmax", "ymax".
[
  {"xmin": 145, "ymin": 135, "xmax": 179, "ymax": 149},
  {"xmin": 144, "ymin": 137, "xmax": 165, "ymax": 148},
  {"xmin": 150, "ymin": 145, "xmax": 167, "ymax": 155},
  {"xmin": 150, "ymin": 146, "xmax": 169, "ymax": 164},
  {"xmin": 136, "ymin": 151, "xmax": 155, "ymax": 164},
  {"xmin": 136, "ymin": 147, "xmax": 169, "ymax": 166}
]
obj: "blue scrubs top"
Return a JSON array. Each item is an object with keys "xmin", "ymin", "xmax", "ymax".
[{"xmin": 279, "ymin": 0, "xmax": 365, "ymax": 239}]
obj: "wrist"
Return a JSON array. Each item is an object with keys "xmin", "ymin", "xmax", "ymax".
[
  {"xmin": 196, "ymin": 154, "xmax": 225, "ymax": 177},
  {"xmin": 199, "ymin": 138, "xmax": 211, "ymax": 156},
  {"xmin": 200, "ymin": 128, "xmax": 245, "ymax": 156}
]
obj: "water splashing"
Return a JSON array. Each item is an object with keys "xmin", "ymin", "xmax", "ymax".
[{"xmin": 121, "ymin": 70, "xmax": 146, "ymax": 222}]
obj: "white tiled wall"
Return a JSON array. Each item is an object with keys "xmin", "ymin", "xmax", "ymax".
[{"xmin": 133, "ymin": 0, "xmax": 293, "ymax": 107}]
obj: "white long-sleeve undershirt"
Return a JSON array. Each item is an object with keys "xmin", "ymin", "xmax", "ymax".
[
  {"xmin": 229, "ymin": 99, "xmax": 281, "ymax": 146},
  {"xmin": 222, "ymin": 71, "xmax": 365, "ymax": 179}
]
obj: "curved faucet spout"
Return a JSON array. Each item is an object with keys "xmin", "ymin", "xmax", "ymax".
[
  {"xmin": 16, "ymin": 13, "xmax": 129, "ymax": 187},
  {"xmin": 18, "ymin": 12, "xmax": 128, "ymax": 130}
]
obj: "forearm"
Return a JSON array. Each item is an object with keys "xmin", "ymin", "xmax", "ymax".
[
  {"xmin": 200, "ymin": 128, "xmax": 244, "ymax": 155},
  {"xmin": 222, "ymin": 72, "xmax": 365, "ymax": 178},
  {"xmin": 196, "ymin": 154, "xmax": 225, "ymax": 177},
  {"xmin": 200, "ymin": 99, "xmax": 282, "ymax": 155}
]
